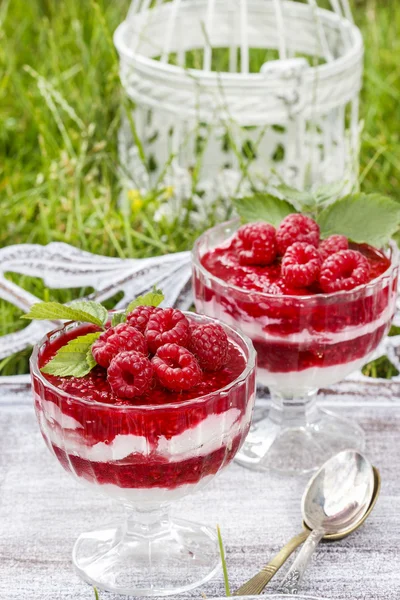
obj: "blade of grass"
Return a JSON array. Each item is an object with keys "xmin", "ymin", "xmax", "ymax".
[{"xmin": 217, "ymin": 525, "xmax": 231, "ymax": 597}]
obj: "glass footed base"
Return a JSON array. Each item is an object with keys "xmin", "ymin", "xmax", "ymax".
[
  {"xmin": 235, "ymin": 397, "xmax": 365, "ymax": 475},
  {"xmin": 73, "ymin": 516, "xmax": 221, "ymax": 596}
]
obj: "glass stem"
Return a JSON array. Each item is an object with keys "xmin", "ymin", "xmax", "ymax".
[
  {"xmin": 123, "ymin": 505, "xmax": 172, "ymax": 540},
  {"xmin": 268, "ymin": 388, "xmax": 320, "ymax": 429}
]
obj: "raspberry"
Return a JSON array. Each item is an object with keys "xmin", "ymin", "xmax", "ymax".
[
  {"xmin": 107, "ymin": 351, "xmax": 153, "ymax": 398},
  {"xmin": 276, "ymin": 214, "xmax": 320, "ymax": 255},
  {"xmin": 152, "ymin": 344, "xmax": 202, "ymax": 391},
  {"xmin": 319, "ymin": 235, "xmax": 349, "ymax": 261},
  {"xmin": 282, "ymin": 242, "xmax": 321, "ymax": 288},
  {"xmin": 320, "ymin": 250, "xmax": 370, "ymax": 293},
  {"xmin": 92, "ymin": 323, "xmax": 147, "ymax": 368},
  {"xmin": 126, "ymin": 305, "xmax": 158, "ymax": 334},
  {"xmin": 145, "ymin": 308, "xmax": 190, "ymax": 354},
  {"xmin": 190, "ymin": 323, "xmax": 229, "ymax": 371},
  {"xmin": 236, "ymin": 222, "xmax": 277, "ymax": 266}
]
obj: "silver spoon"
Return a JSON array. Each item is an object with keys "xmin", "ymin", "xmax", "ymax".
[{"xmin": 278, "ymin": 449, "xmax": 375, "ymax": 595}]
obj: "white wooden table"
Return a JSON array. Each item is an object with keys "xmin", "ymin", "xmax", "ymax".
[
  {"xmin": 1, "ymin": 243, "xmax": 400, "ymax": 600},
  {"xmin": 1, "ymin": 379, "xmax": 399, "ymax": 600}
]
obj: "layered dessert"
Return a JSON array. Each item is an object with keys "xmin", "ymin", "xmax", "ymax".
[
  {"xmin": 31, "ymin": 306, "xmax": 256, "ymax": 504},
  {"xmin": 193, "ymin": 216, "xmax": 398, "ymax": 395}
]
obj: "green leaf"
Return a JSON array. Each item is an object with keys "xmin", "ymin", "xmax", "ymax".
[
  {"xmin": 23, "ymin": 300, "xmax": 107, "ymax": 327},
  {"xmin": 233, "ymin": 194, "xmax": 296, "ymax": 227},
  {"xmin": 275, "ymin": 184, "xmax": 315, "ymax": 211},
  {"xmin": 392, "ymin": 229, "xmax": 400, "ymax": 249},
  {"xmin": 93, "ymin": 588, "xmax": 100, "ymax": 600},
  {"xmin": 41, "ymin": 332, "xmax": 101, "ymax": 377},
  {"xmin": 111, "ymin": 311, "xmax": 126, "ymax": 327},
  {"xmin": 86, "ymin": 347, "xmax": 97, "ymax": 371},
  {"xmin": 126, "ymin": 288, "xmax": 164, "ymax": 314},
  {"xmin": 313, "ymin": 180, "xmax": 347, "ymax": 207},
  {"xmin": 68, "ymin": 301, "xmax": 108, "ymax": 326},
  {"xmin": 317, "ymin": 193, "xmax": 400, "ymax": 246},
  {"xmin": 217, "ymin": 525, "xmax": 231, "ymax": 597}
]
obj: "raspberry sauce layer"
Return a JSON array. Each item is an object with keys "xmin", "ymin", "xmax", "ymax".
[
  {"xmin": 201, "ymin": 237, "xmax": 390, "ymax": 296},
  {"xmin": 193, "ymin": 226, "xmax": 398, "ymax": 394},
  {"xmin": 32, "ymin": 316, "xmax": 256, "ymax": 499}
]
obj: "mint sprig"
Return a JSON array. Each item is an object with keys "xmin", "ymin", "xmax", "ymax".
[
  {"xmin": 30, "ymin": 290, "xmax": 165, "ymax": 378},
  {"xmin": 233, "ymin": 194, "xmax": 295, "ymax": 227},
  {"xmin": 317, "ymin": 193, "xmax": 400, "ymax": 247},
  {"xmin": 41, "ymin": 332, "xmax": 102, "ymax": 377},
  {"xmin": 23, "ymin": 300, "xmax": 108, "ymax": 327},
  {"xmin": 234, "ymin": 187, "xmax": 400, "ymax": 247}
]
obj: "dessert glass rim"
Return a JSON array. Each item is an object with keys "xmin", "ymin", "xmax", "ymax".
[
  {"xmin": 192, "ymin": 217, "xmax": 400, "ymax": 302},
  {"xmin": 30, "ymin": 310, "xmax": 256, "ymax": 411}
]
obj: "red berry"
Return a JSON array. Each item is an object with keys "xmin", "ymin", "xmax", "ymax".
[
  {"xmin": 276, "ymin": 214, "xmax": 320, "ymax": 255},
  {"xmin": 319, "ymin": 235, "xmax": 349, "ymax": 261},
  {"xmin": 107, "ymin": 351, "xmax": 153, "ymax": 398},
  {"xmin": 190, "ymin": 323, "xmax": 229, "ymax": 371},
  {"xmin": 236, "ymin": 222, "xmax": 277, "ymax": 266},
  {"xmin": 152, "ymin": 343, "xmax": 202, "ymax": 391},
  {"xmin": 145, "ymin": 308, "xmax": 190, "ymax": 354},
  {"xmin": 92, "ymin": 323, "xmax": 147, "ymax": 368},
  {"xmin": 282, "ymin": 242, "xmax": 321, "ymax": 288},
  {"xmin": 319, "ymin": 250, "xmax": 370, "ymax": 293},
  {"xmin": 126, "ymin": 305, "xmax": 158, "ymax": 334}
]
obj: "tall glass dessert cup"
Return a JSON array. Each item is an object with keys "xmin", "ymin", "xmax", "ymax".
[
  {"xmin": 193, "ymin": 219, "xmax": 399, "ymax": 474},
  {"xmin": 31, "ymin": 312, "xmax": 256, "ymax": 596}
]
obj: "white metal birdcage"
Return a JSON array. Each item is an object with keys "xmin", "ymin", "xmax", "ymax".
[{"xmin": 114, "ymin": 0, "xmax": 363, "ymax": 223}]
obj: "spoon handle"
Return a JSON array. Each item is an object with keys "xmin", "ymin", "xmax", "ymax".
[
  {"xmin": 233, "ymin": 529, "xmax": 309, "ymax": 596},
  {"xmin": 278, "ymin": 528, "xmax": 325, "ymax": 595}
]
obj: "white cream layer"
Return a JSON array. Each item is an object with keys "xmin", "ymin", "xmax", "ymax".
[
  {"xmin": 81, "ymin": 474, "xmax": 215, "ymax": 505},
  {"xmin": 257, "ymin": 356, "xmax": 367, "ymax": 395},
  {"xmin": 37, "ymin": 395, "xmax": 244, "ymax": 464}
]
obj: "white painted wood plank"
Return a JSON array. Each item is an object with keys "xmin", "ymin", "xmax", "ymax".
[{"xmin": 1, "ymin": 384, "xmax": 399, "ymax": 600}]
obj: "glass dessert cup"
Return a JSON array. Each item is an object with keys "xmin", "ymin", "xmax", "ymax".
[
  {"xmin": 193, "ymin": 219, "xmax": 399, "ymax": 475},
  {"xmin": 30, "ymin": 312, "xmax": 256, "ymax": 597}
]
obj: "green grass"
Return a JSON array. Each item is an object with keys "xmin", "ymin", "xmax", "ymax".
[{"xmin": 0, "ymin": 0, "xmax": 399, "ymax": 376}]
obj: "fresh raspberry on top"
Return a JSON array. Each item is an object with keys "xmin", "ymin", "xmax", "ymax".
[
  {"xmin": 145, "ymin": 308, "xmax": 190, "ymax": 354},
  {"xmin": 152, "ymin": 343, "xmax": 202, "ymax": 391},
  {"xmin": 276, "ymin": 214, "xmax": 320, "ymax": 255},
  {"xmin": 107, "ymin": 351, "xmax": 153, "ymax": 398},
  {"xmin": 92, "ymin": 323, "xmax": 147, "ymax": 368},
  {"xmin": 190, "ymin": 323, "xmax": 229, "ymax": 371},
  {"xmin": 320, "ymin": 250, "xmax": 370, "ymax": 293},
  {"xmin": 236, "ymin": 222, "xmax": 277, "ymax": 266},
  {"xmin": 319, "ymin": 235, "xmax": 349, "ymax": 261},
  {"xmin": 126, "ymin": 305, "xmax": 158, "ymax": 334},
  {"xmin": 282, "ymin": 242, "xmax": 321, "ymax": 288}
]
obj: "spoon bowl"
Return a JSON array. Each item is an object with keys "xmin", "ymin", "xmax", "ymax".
[
  {"xmin": 303, "ymin": 466, "xmax": 381, "ymax": 541},
  {"xmin": 302, "ymin": 449, "xmax": 375, "ymax": 534}
]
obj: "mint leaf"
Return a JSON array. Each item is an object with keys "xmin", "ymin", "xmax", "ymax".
[
  {"xmin": 23, "ymin": 300, "xmax": 107, "ymax": 327},
  {"xmin": 233, "ymin": 194, "xmax": 296, "ymax": 227},
  {"xmin": 317, "ymin": 193, "xmax": 400, "ymax": 246},
  {"xmin": 68, "ymin": 301, "xmax": 108, "ymax": 327},
  {"xmin": 126, "ymin": 288, "xmax": 164, "ymax": 314},
  {"xmin": 41, "ymin": 332, "xmax": 101, "ymax": 377},
  {"xmin": 275, "ymin": 184, "xmax": 315, "ymax": 211},
  {"xmin": 86, "ymin": 346, "xmax": 97, "ymax": 371},
  {"xmin": 313, "ymin": 181, "xmax": 347, "ymax": 208},
  {"xmin": 111, "ymin": 311, "xmax": 126, "ymax": 327}
]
